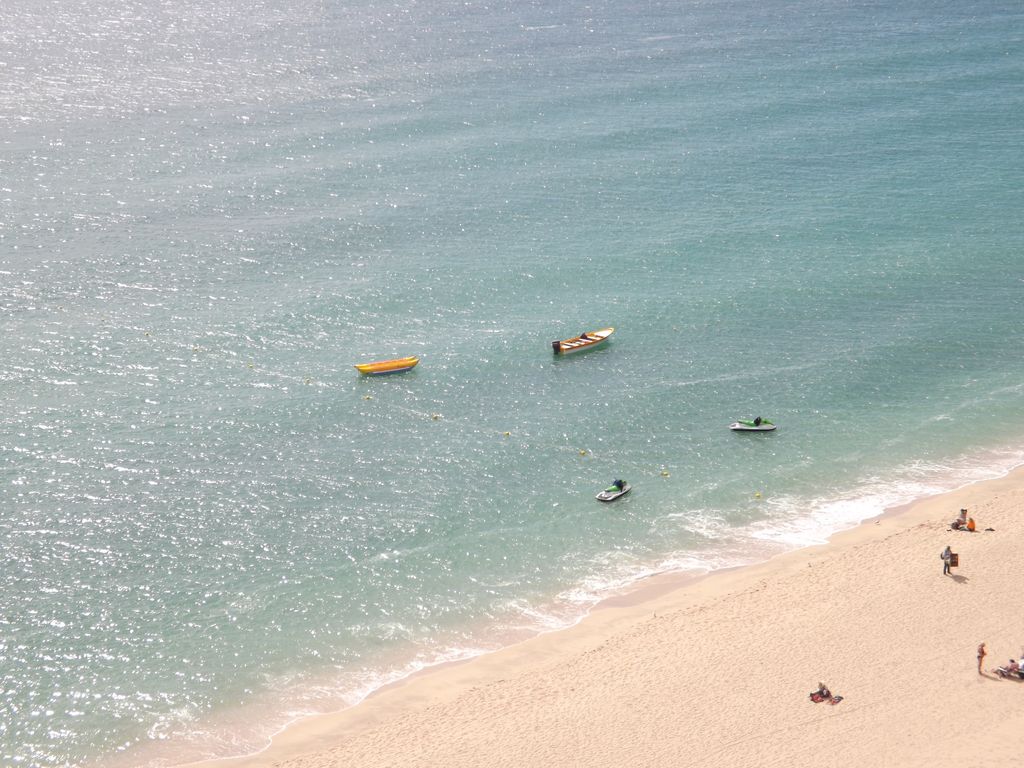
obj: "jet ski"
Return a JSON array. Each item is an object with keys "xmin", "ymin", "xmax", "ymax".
[
  {"xmin": 729, "ymin": 417, "xmax": 776, "ymax": 432},
  {"xmin": 596, "ymin": 480, "xmax": 631, "ymax": 502}
]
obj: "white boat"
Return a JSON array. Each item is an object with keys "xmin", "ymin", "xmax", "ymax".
[{"xmin": 729, "ymin": 418, "xmax": 776, "ymax": 432}]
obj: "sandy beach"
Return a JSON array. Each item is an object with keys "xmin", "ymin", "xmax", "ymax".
[{"xmin": 186, "ymin": 467, "xmax": 1024, "ymax": 768}]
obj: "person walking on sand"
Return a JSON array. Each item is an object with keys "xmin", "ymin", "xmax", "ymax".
[
  {"xmin": 941, "ymin": 545, "xmax": 953, "ymax": 575},
  {"xmin": 978, "ymin": 643, "xmax": 986, "ymax": 674}
]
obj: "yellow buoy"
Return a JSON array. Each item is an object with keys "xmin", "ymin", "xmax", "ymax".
[
  {"xmin": 754, "ymin": 491, "xmax": 762, "ymax": 499},
  {"xmin": 503, "ymin": 431, "xmax": 510, "ymax": 437},
  {"xmin": 579, "ymin": 449, "xmax": 587, "ymax": 456},
  {"xmin": 661, "ymin": 470, "xmax": 670, "ymax": 477}
]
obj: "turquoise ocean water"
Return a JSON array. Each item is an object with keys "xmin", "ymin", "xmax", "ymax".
[{"xmin": 2, "ymin": 1, "xmax": 1023, "ymax": 765}]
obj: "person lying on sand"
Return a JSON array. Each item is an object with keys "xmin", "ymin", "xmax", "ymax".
[{"xmin": 996, "ymin": 659, "xmax": 1022, "ymax": 679}]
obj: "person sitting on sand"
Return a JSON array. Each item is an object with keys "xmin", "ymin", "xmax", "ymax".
[
  {"xmin": 966, "ymin": 517, "xmax": 976, "ymax": 532},
  {"xmin": 951, "ymin": 509, "xmax": 968, "ymax": 530},
  {"xmin": 809, "ymin": 682, "xmax": 843, "ymax": 704},
  {"xmin": 809, "ymin": 682, "xmax": 831, "ymax": 701}
]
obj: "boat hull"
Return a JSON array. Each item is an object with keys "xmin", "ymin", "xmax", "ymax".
[
  {"xmin": 552, "ymin": 327, "xmax": 614, "ymax": 355},
  {"xmin": 354, "ymin": 356, "xmax": 419, "ymax": 375}
]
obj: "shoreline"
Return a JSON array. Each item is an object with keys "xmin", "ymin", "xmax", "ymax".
[{"xmin": 177, "ymin": 462, "xmax": 1024, "ymax": 768}]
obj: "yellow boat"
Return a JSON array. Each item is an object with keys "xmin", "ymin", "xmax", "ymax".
[
  {"xmin": 354, "ymin": 356, "xmax": 419, "ymax": 375},
  {"xmin": 551, "ymin": 327, "xmax": 614, "ymax": 355}
]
